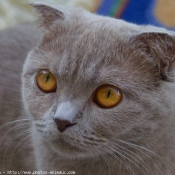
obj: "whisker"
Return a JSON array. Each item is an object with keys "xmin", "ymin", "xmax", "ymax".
[
  {"xmin": 117, "ymin": 139, "xmax": 167, "ymax": 173},
  {"xmin": 0, "ymin": 119, "xmax": 31, "ymax": 130},
  {"xmin": 101, "ymin": 145, "xmax": 135, "ymax": 175},
  {"xmin": 110, "ymin": 141, "xmax": 154, "ymax": 175},
  {"xmin": 118, "ymin": 139, "xmax": 162, "ymax": 159},
  {"xmin": 0, "ymin": 123, "xmax": 31, "ymax": 151},
  {"xmin": 10, "ymin": 133, "xmax": 33, "ymax": 169},
  {"xmin": 96, "ymin": 147, "xmax": 112, "ymax": 175},
  {"xmin": 11, "ymin": 132, "xmax": 33, "ymax": 158},
  {"xmin": 107, "ymin": 144, "xmax": 148, "ymax": 175},
  {"xmin": 2, "ymin": 129, "xmax": 31, "ymax": 171}
]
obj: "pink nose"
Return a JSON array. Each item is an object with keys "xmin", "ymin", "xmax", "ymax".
[{"xmin": 54, "ymin": 118, "xmax": 76, "ymax": 132}]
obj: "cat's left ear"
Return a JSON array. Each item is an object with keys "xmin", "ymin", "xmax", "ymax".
[
  {"xmin": 31, "ymin": 2, "xmax": 65, "ymax": 30},
  {"xmin": 133, "ymin": 33, "xmax": 175, "ymax": 81}
]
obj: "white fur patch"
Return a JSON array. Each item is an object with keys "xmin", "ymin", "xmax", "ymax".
[{"xmin": 54, "ymin": 101, "xmax": 77, "ymax": 122}]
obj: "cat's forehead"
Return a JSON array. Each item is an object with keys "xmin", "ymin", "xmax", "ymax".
[{"xmin": 34, "ymin": 17, "xmax": 132, "ymax": 82}]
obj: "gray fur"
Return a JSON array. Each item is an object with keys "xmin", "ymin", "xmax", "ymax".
[
  {"xmin": 0, "ymin": 3, "xmax": 175, "ymax": 175},
  {"xmin": 0, "ymin": 24, "xmax": 38, "ymax": 171}
]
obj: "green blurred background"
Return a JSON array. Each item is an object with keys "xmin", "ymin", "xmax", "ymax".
[{"xmin": 0, "ymin": 0, "xmax": 96, "ymax": 30}]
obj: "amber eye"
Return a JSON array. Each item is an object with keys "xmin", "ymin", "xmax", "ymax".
[
  {"xmin": 36, "ymin": 70, "xmax": 57, "ymax": 93},
  {"xmin": 94, "ymin": 85, "xmax": 122, "ymax": 108}
]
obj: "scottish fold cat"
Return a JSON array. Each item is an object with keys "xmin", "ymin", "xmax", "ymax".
[{"xmin": 0, "ymin": 2, "xmax": 175, "ymax": 175}]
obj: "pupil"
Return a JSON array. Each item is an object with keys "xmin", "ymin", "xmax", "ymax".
[
  {"xmin": 107, "ymin": 89, "xmax": 111, "ymax": 98},
  {"xmin": 45, "ymin": 74, "xmax": 50, "ymax": 82}
]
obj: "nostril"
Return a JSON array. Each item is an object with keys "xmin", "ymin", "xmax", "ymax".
[{"xmin": 54, "ymin": 118, "xmax": 76, "ymax": 132}]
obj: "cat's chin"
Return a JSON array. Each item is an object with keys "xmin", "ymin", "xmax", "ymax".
[{"xmin": 48, "ymin": 138, "xmax": 98, "ymax": 158}]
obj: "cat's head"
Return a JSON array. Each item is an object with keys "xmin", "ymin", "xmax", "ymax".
[{"xmin": 22, "ymin": 3, "xmax": 175, "ymax": 158}]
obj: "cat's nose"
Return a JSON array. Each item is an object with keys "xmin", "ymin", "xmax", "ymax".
[{"xmin": 54, "ymin": 118, "xmax": 76, "ymax": 132}]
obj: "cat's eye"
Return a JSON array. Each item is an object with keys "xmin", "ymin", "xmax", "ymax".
[
  {"xmin": 94, "ymin": 85, "xmax": 122, "ymax": 108},
  {"xmin": 36, "ymin": 70, "xmax": 57, "ymax": 93}
]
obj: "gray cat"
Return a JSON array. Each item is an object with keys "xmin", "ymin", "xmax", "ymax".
[{"xmin": 0, "ymin": 2, "xmax": 175, "ymax": 175}]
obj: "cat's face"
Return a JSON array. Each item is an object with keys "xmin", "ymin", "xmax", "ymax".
[{"xmin": 22, "ymin": 3, "xmax": 175, "ymax": 158}]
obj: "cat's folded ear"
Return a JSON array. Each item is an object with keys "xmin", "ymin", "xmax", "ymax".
[
  {"xmin": 133, "ymin": 33, "xmax": 175, "ymax": 81},
  {"xmin": 31, "ymin": 2, "xmax": 65, "ymax": 30}
]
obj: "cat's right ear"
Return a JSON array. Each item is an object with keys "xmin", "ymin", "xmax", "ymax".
[
  {"xmin": 131, "ymin": 32, "xmax": 175, "ymax": 81},
  {"xmin": 31, "ymin": 2, "xmax": 65, "ymax": 31}
]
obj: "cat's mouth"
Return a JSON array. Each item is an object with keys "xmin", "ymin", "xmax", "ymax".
[
  {"xmin": 35, "ymin": 122, "xmax": 105, "ymax": 157},
  {"xmin": 47, "ymin": 134, "xmax": 102, "ymax": 157},
  {"xmin": 49, "ymin": 137, "xmax": 87, "ymax": 157}
]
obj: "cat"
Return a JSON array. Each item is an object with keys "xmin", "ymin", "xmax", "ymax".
[{"xmin": 0, "ymin": 2, "xmax": 175, "ymax": 175}]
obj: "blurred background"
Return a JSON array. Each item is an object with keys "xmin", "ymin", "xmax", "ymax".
[{"xmin": 0, "ymin": 0, "xmax": 175, "ymax": 30}]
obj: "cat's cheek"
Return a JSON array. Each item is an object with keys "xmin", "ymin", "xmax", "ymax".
[
  {"xmin": 84, "ymin": 107, "xmax": 113, "ymax": 139},
  {"xmin": 23, "ymin": 86, "xmax": 57, "ymax": 120},
  {"xmin": 88, "ymin": 101, "xmax": 142, "ymax": 140}
]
